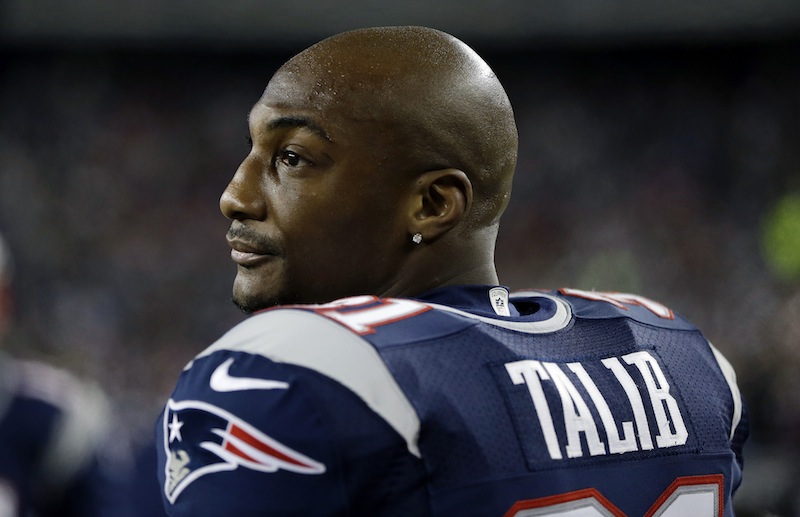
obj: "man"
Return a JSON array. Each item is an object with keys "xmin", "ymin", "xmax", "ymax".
[
  {"xmin": 157, "ymin": 26, "xmax": 747, "ymax": 515},
  {"xmin": 0, "ymin": 232, "xmax": 131, "ymax": 517}
]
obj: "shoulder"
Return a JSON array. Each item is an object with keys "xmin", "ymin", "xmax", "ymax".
[
  {"xmin": 161, "ymin": 298, "xmax": 431, "ymax": 512},
  {"xmin": 532, "ymin": 288, "xmax": 700, "ymax": 331},
  {"xmin": 0, "ymin": 356, "xmax": 116, "ymax": 498},
  {"xmin": 196, "ymin": 295, "xmax": 474, "ymax": 362},
  {"xmin": 183, "ymin": 297, "xmax": 431, "ymax": 457},
  {"xmin": 1, "ymin": 356, "xmax": 110, "ymax": 428}
]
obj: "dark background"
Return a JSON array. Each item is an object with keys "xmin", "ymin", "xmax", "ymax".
[{"xmin": 2, "ymin": 1, "xmax": 799, "ymax": 514}]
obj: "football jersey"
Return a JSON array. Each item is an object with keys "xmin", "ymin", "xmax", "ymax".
[
  {"xmin": 156, "ymin": 285, "xmax": 747, "ymax": 516},
  {"xmin": 0, "ymin": 354, "xmax": 129, "ymax": 517}
]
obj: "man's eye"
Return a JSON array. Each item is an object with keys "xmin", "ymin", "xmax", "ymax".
[{"xmin": 279, "ymin": 150, "xmax": 304, "ymax": 167}]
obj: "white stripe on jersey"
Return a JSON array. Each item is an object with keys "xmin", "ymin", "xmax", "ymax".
[
  {"xmin": 428, "ymin": 291, "xmax": 572, "ymax": 334},
  {"xmin": 709, "ymin": 343, "xmax": 743, "ymax": 442},
  {"xmin": 194, "ymin": 309, "xmax": 422, "ymax": 457}
]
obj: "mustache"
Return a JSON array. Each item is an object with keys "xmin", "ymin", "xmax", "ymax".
[{"xmin": 226, "ymin": 224, "xmax": 282, "ymax": 256}]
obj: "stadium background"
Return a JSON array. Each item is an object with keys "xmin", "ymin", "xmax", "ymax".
[{"xmin": 1, "ymin": 1, "xmax": 799, "ymax": 514}]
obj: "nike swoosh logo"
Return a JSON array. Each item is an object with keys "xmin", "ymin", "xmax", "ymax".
[{"xmin": 209, "ymin": 358, "xmax": 290, "ymax": 392}]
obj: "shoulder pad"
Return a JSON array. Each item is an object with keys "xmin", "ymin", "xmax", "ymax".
[
  {"xmin": 195, "ymin": 305, "xmax": 421, "ymax": 457},
  {"xmin": 553, "ymin": 288, "xmax": 698, "ymax": 330}
]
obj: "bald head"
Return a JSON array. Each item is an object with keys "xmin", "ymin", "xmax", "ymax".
[
  {"xmin": 222, "ymin": 27, "xmax": 517, "ymax": 308},
  {"xmin": 267, "ymin": 26, "xmax": 518, "ymax": 228}
]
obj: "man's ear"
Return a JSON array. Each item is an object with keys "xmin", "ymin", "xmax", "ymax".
[{"xmin": 408, "ymin": 168, "xmax": 473, "ymax": 243}]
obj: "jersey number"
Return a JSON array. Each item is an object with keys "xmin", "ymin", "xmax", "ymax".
[
  {"xmin": 559, "ymin": 288, "xmax": 675, "ymax": 320},
  {"xmin": 307, "ymin": 295, "xmax": 431, "ymax": 334},
  {"xmin": 504, "ymin": 474, "xmax": 723, "ymax": 517}
]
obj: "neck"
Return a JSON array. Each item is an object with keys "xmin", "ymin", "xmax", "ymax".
[{"xmin": 381, "ymin": 242, "xmax": 500, "ymax": 299}]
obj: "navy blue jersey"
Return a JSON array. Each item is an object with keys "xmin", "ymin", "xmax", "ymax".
[
  {"xmin": 0, "ymin": 354, "xmax": 130, "ymax": 517},
  {"xmin": 157, "ymin": 285, "xmax": 747, "ymax": 516}
]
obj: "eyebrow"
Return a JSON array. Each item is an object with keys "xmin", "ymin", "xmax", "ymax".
[{"xmin": 262, "ymin": 115, "xmax": 332, "ymax": 142}]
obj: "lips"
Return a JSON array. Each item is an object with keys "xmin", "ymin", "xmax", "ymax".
[
  {"xmin": 226, "ymin": 227, "xmax": 281, "ymax": 267},
  {"xmin": 229, "ymin": 248, "xmax": 272, "ymax": 267}
]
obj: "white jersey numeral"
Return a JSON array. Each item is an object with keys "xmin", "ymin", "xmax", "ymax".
[
  {"xmin": 505, "ymin": 474, "xmax": 723, "ymax": 517},
  {"xmin": 560, "ymin": 289, "xmax": 675, "ymax": 320},
  {"xmin": 308, "ymin": 296, "xmax": 431, "ymax": 335}
]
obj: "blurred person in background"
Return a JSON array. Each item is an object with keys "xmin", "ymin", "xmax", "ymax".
[
  {"xmin": 127, "ymin": 436, "xmax": 168, "ymax": 517},
  {"xmin": 157, "ymin": 26, "xmax": 747, "ymax": 516},
  {"xmin": 0, "ymin": 231, "xmax": 131, "ymax": 517}
]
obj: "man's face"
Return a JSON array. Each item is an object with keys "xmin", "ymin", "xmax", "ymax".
[{"xmin": 220, "ymin": 71, "xmax": 411, "ymax": 312}]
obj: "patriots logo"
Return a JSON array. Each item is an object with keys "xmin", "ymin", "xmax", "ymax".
[{"xmin": 162, "ymin": 399, "xmax": 326, "ymax": 503}]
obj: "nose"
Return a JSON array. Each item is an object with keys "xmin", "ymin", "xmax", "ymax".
[{"xmin": 220, "ymin": 155, "xmax": 267, "ymax": 221}]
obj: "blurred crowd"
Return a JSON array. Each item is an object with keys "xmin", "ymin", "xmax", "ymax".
[{"xmin": 1, "ymin": 41, "xmax": 798, "ymax": 514}]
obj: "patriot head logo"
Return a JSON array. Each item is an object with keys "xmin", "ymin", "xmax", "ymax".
[{"xmin": 162, "ymin": 399, "xmax": 326, "ymax": 503}]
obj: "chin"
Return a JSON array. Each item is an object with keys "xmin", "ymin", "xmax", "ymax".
[
  {"xmin": 232, "ymin": 292, "xmax": 284, "ymax": 314},
  {"xmin": 231, "ymin": 279, "xmax": 282, "ymax": 314}
]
